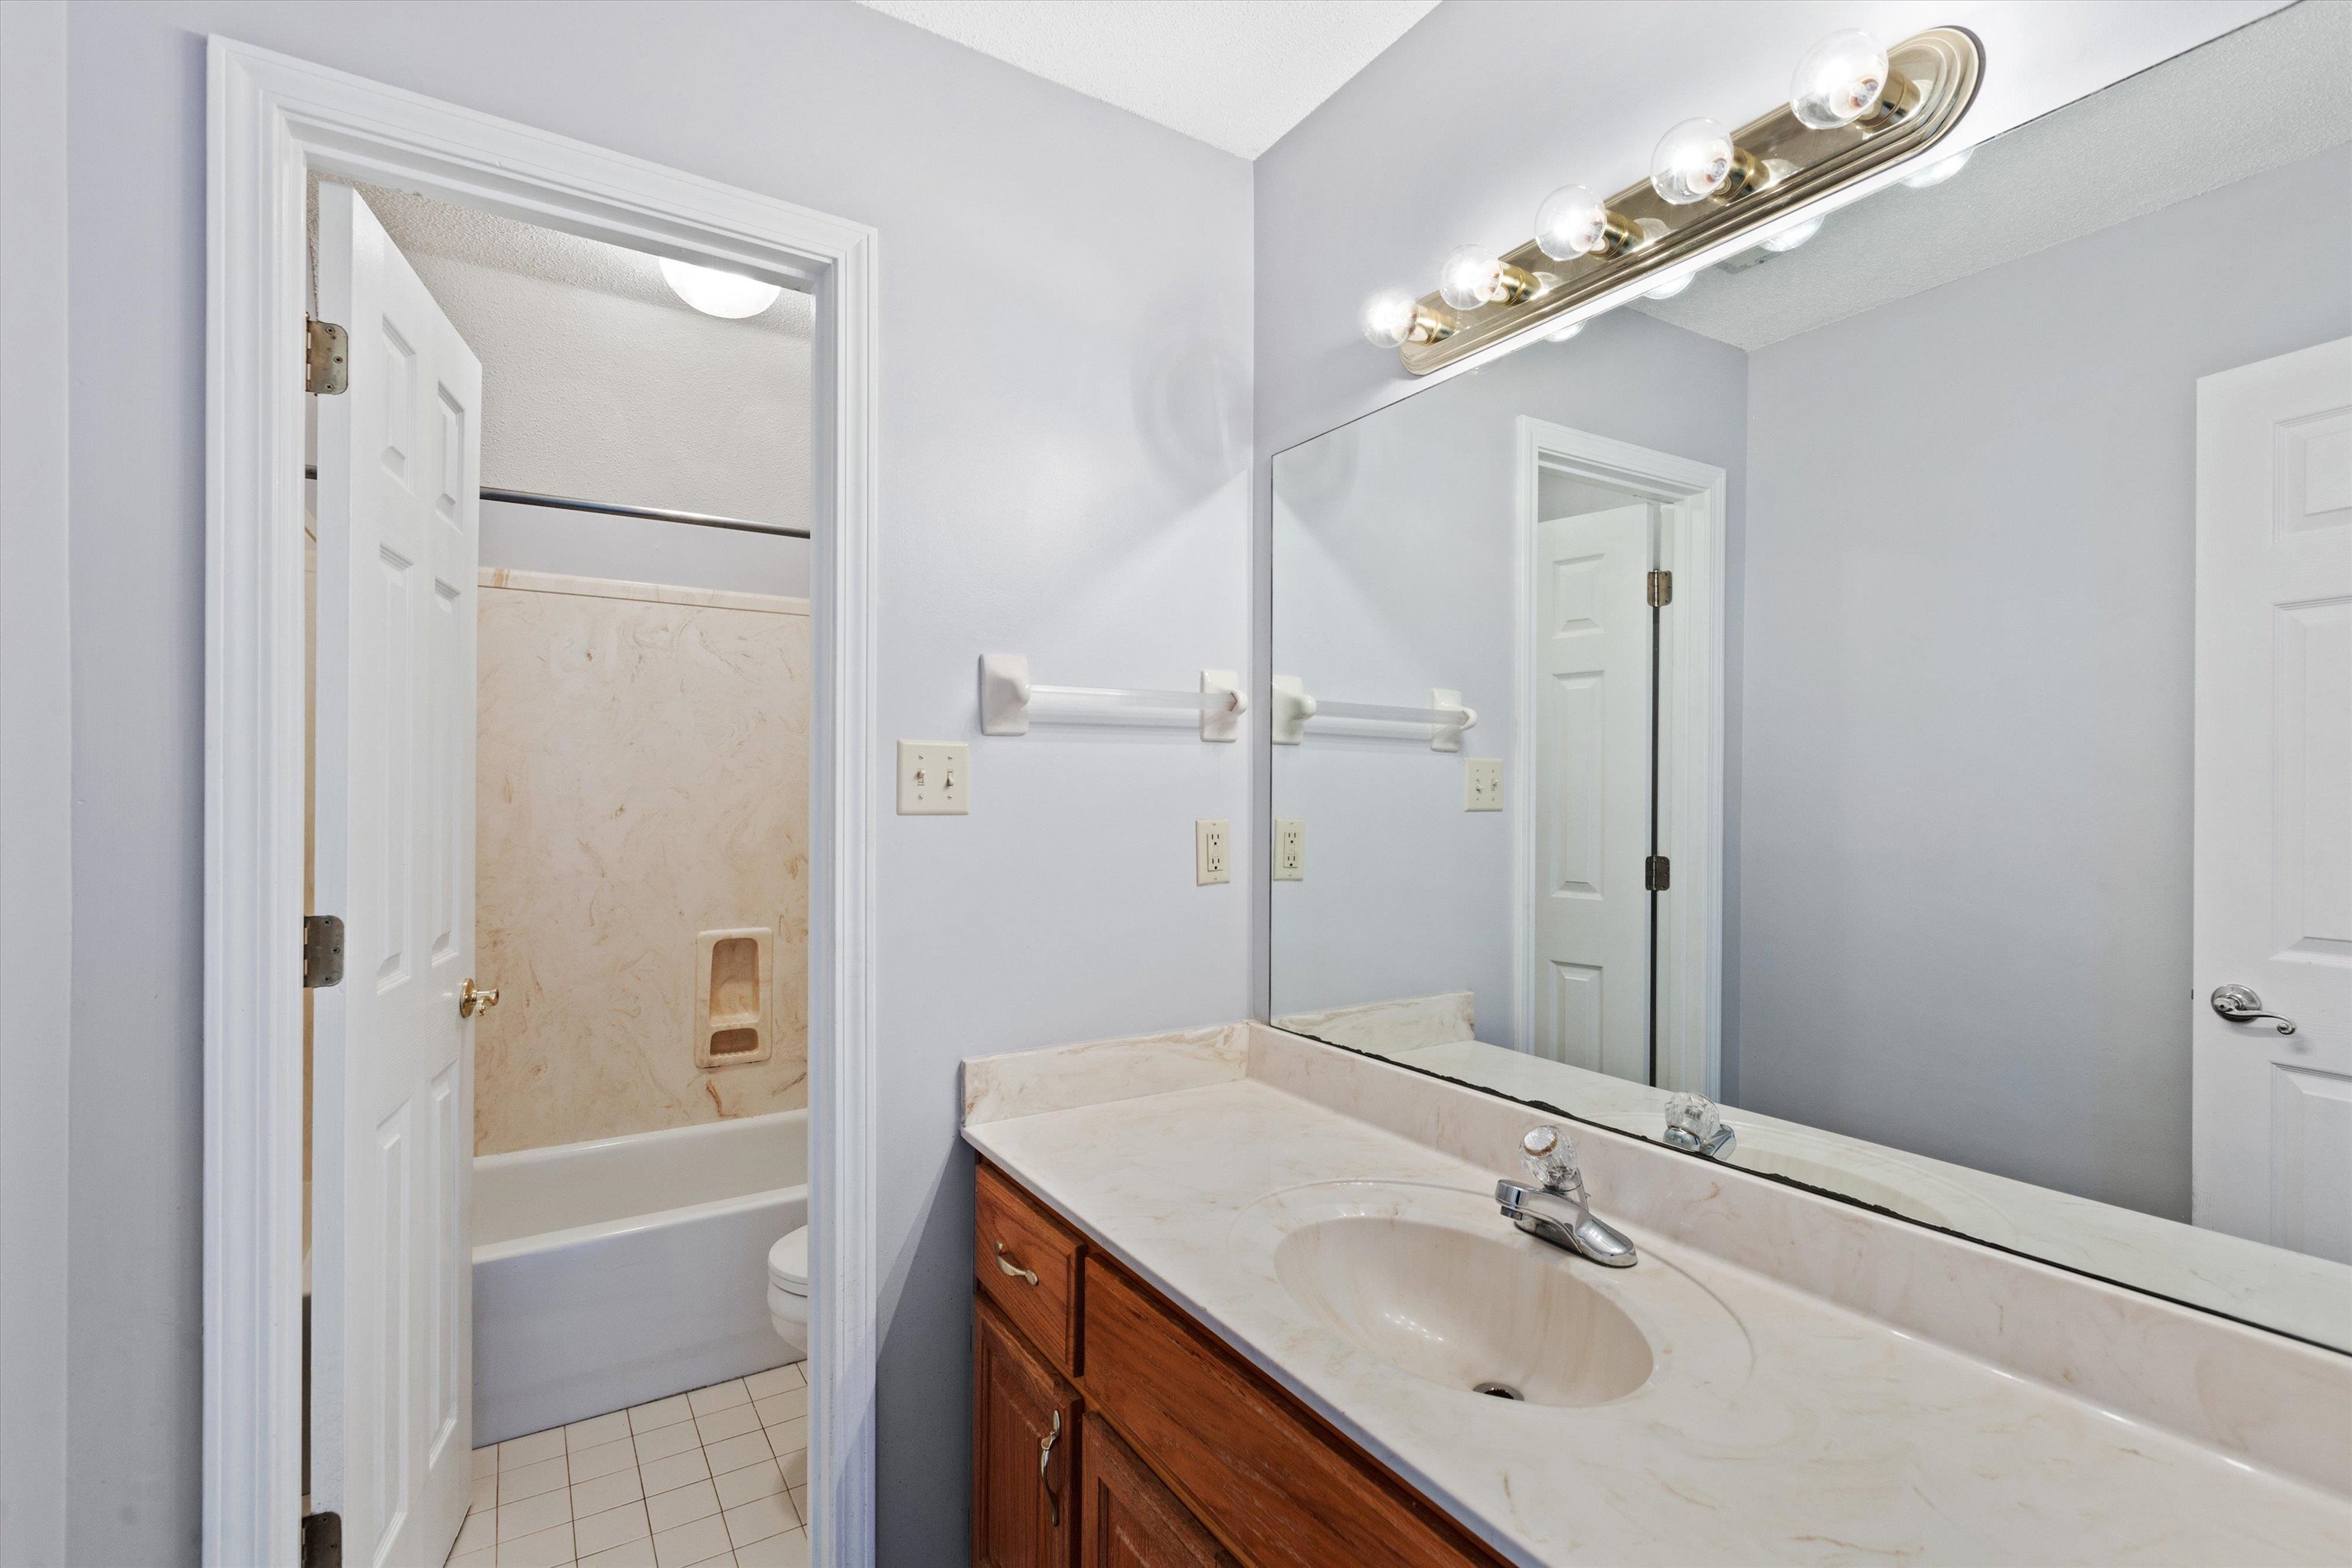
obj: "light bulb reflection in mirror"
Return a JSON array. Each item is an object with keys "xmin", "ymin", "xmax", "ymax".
[
  {"xmin": 1545, "ymin": 321, "xmax": 1586, "ymax": 344},
  {"xmin": 1762, "ymin": 216, "xmax": 1824, "ymax": 253},
  {"xmin": 1642, "ymin": 273, "xmax": 1694, "ymax": 301},
  {"xmin": 1900, "ymin": 147, "xmax": 1972, "ymax": 188},
  {"xmin": 1789, "ymin": 30, "xmax": 1891, "ymax": 129}
]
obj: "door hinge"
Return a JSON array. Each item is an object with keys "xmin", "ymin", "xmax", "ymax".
[
  {"xmin": 302, "ymin": 914, "xmax": 345, "ymax": 989},
  {"xmin": 302, "ymin": 1511, "xmax": 341, "ymax": 1568},
  {"xmin": 1646, "ymin": 570, "xmax": 1674, "ymax": 609},
  {"xmin": 305, "ymin": 318, "xmax": 348, "ymax": 396},
  {"xmin": 1645, "ymin": 855, "xmax": 1671, "ymax": 892}
]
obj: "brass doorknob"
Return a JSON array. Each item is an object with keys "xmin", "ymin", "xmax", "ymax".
[{"xmin": 459, "ymin": 978, "xmax": 500, "ymax": 1018}]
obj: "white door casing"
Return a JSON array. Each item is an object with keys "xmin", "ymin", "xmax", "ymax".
[
  {"xmin": 1532, "ymin": 504, "xmax": 1652, "ymax": 1077},
  {"xmin": 1511, "ymin": 419, "xmax": 1723, "ymax": 1094},
  {"xmin": 2193, "ymin": 336, "xmax": 2352, "ymax": 1263},
  {"xmin": 311, "ymin": 182, "xmax": 480, "ymax": 1566}
]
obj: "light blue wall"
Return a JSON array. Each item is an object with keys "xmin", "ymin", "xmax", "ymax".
[{"xmin": 62, "ymin": 3, "xmax": 1249, "ymax": 1561}]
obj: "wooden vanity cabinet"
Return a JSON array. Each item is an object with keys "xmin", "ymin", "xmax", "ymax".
[
  {"xmin": 974, "ymin": 1298, "xmax": 1080, "ymax": 1568},
  {"xmin": 972, "ymin": 1158, "xmax": 1504, "ymax": 1568},
  {"xmin": 1080, "ymin": 1413, "xmax": 1237, "ymax": 1568}
]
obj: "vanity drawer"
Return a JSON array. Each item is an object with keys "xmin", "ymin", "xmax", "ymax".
[
  {"xmin": 976, "ymin": 1160, "xmax": 1086, "ymax": 1377},
  {"xmin": 1080, "ymin": 1255, "xmax": 1501, "ymax": 1568}
]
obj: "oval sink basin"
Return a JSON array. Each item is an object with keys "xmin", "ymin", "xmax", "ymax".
[{"xmin": 1272, "ymin": 1213, "xmax": 1654, "ymax": 1406}]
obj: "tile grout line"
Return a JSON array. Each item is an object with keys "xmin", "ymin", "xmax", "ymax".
[{"xmin": 454, "ymin": 1362, "xmax": 812, "ymax": 1568}]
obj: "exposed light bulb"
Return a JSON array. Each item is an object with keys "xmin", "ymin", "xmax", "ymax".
[
  {"xmin": 1651, "ymin": 118, "xmax": 1759, "ymax": 206},
  {"xmin": 1545, "ymin": 321, "xmax": 1586, "ymax": 344},
  {"xmin": 1900, "ymin": 147, "xmax": 1972, "ymax": 188},
  {"xmin": 1361, "ymin": 289, "xmax": 1422, "ymax": 348},
  {"xmin": 1534, "ymin": 185, "xmax": 1621, "ymax": 260},
  {"xmin": 1438, "ymin": 245, "xmax": 1508, "ymax": 309},
  {"xmin": 1762, "ymin": 216, "xmax": 1824, "ymax": 253},
  {"xmin": 1788, "ymin": 30, "xmax": 1891, "ymax": 129},
  {"xmin": 659, "ymin": 258, "xmax": 782, "ymax": 318},
  {"xmin": 1643, "ymin": 274, "xmax": 1694, "ymax": 300}
]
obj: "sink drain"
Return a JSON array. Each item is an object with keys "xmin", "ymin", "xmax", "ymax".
[{"xmin": 1471, "ymin": 1381, "xmax": 1524, "ymax": 1400}]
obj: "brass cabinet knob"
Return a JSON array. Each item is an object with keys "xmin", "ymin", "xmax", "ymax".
[{"xmin": 459, "ymin": 978, "xmax": 501, "ymax": 1018}]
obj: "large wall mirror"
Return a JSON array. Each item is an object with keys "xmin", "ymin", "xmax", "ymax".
[{"xmin": 1268, "ymin": 3, "xmax": 2351, "ymax": 1353}]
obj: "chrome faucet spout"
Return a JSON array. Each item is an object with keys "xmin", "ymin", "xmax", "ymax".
[{"xmin": 1497, "ymin": 1125, "xmax": 1636, "ymax": 1267}]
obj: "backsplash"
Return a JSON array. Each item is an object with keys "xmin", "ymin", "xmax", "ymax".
[{"xmin": 473, "ymin": 569, "xmax": 810, "ymax": 1154}]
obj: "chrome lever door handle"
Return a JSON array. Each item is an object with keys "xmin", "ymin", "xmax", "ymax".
[{"xmin": 2211, "ymin": 985, "xmax": 2297, "ymax": 1036}]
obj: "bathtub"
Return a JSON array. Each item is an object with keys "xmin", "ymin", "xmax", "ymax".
[{"xmin": 472, "ymin": 1108, "xmax": 806, "ymax": 1444}]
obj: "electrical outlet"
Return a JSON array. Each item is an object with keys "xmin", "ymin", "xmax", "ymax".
[
  {"xmin": 1195, "ymin": 818, "xmax": 1230, "ymax": 885},
  {"xmin": 1273, "ymin": 818, "xmax": 1305, "ymax": 880},
  {"xmin": 1465, "ymin": 757, "xmax": 1503, "ymax": 812},
  {"xmin": 897, "ymin": 740, "xmax": 969, "ymax": 815}
]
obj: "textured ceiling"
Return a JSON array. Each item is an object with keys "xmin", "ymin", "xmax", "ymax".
[
  {"xmin": 340, "ymin": 180, "xmax": 810, "ymax": 337},
  {"xmin": 856, "ymin": 0, "xmax": 1439, "ymax": 158},
  {"xmin": 1635, "ymin": 1, "xmax": 2352, "ymax": 350}
]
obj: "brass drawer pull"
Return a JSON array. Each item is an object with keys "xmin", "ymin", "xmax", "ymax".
[
  {"xmin": 993, "ymin": 1241, "xmax": 1040, "ymax": 1286},
  {"xmin": 1040, "ymin": 1409, "xmax": 1062, "ymax": 1527}
]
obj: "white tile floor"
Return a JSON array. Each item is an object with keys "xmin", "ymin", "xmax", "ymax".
[{"xmin": 450, "ymin": 1363, "xmax": 811, "ymax": 1568}]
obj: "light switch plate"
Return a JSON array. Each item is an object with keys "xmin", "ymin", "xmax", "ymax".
[
  {"xmin": 1272, "ymin": 818, "xmax": 1305, "ymax": 880},
  {"xmin": 1465, "ymin": 757, "xmax": 1503, "ymax": 812},
  {"xmin": 897, "ymin": 740, "xmax": 969, "ymax": 815},
  {"xmin": 1196, "ymin": 818, "xmax": 1230, "ymax": 884}
]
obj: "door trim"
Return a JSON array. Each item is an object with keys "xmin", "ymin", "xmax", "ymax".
[
  {"xmin": 1512, "ymin": 418, "xmax": 1724, "ymax": 1095},
  {"xmin": 204, "ymin": 38, "xmax": 880, "ymax": 1566}
]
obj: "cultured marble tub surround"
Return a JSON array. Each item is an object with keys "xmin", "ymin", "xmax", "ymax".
[
  {"xmin": 961, "ymin": 1023, "xmax": 2352, "ymax": 1565},
  {"xmin": 475, "ymin": 571, "xmax": 811, "ymax": 1155}
]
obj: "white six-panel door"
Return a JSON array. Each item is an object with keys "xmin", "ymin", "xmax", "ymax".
[
  {"xmin": 312, "ymin": 181, "xmax": 482, "ymax": 1568},
  {"xmin": 1534, "ymin": 504, "xmax": 1653, "ymax": 1079},
  {"xmin": 2193, "ymin": 337, "xmax": 2352, "ymax": 1263}
]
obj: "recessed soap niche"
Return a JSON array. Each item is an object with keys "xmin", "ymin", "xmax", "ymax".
[{"xmin": 694, "ymin": 926, "xmax": 776, "ymax": 1068}]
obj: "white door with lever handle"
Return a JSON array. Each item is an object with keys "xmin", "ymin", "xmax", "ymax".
[{"xmin": 2191, "ymin": 339, "xmax": 2352, "ymax": 1265}]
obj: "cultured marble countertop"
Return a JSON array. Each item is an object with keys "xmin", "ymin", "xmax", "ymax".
[{"xmin": 962, "ymin": 1056, "xmax": 2352, "ymax": 1565}]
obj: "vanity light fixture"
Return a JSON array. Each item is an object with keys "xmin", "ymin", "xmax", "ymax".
[
  {"xmin": 1439, "ymin": 245, "xmax": 1541, "ymax": 309},
  {"xmin": 658, "ymin": 257, "xmax": 782, "ymax": 318},
  {"xmin": 1534, "ymin": 184, "xmax": 1645, "ymax": 260},
  {"xmin": 1761, "ymin": 215, "xmax": 1824, "ymax": 253},
  {"xmin": 1361, "ymin": 288, "xmax": 1458, "ymax": 348},
  {"xmin": 1649, "ymin": 118, "xmax": 1771, "ymax": 206},
  {"xmin": 1788, "ymin": 30, "xmax": 1921, "ymax": 130},
  {"xmin": 1374, "ymin": 25, "xmax": 1981, "ymax": 374}
]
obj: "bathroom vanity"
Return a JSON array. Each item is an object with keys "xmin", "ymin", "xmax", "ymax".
[{"xmin": 965, "ymin": 1024, "xmax": 2351, "ymax": 1566}]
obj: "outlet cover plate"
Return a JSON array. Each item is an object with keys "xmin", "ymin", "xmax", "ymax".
[
  {"xmin": 897, "ymin": 740, "xmax": 970, "ymax": 815},
  {"xmin": 1273, "ymin": 818, "xmax": 1305, "ymax": 880},
  {"xmin": 1196, "ymin": 818, "xmax": 1230, "ymax": 884},
  {"xmin": 1465, "ymin": 757, "xmax": 1503, "ymax": 812}
]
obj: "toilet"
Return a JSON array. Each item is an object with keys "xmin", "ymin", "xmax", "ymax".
[{"xmin": 767, "ymin": 1225, "xmax": 810, "ymax": 1361}]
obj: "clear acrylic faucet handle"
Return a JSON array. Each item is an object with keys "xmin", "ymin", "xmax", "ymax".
[{"xmin": 1521, "ymin": 1125, "xmax": 1581, "ymax": 1194}]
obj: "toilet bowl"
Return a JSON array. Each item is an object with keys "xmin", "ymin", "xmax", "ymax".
[{"xmin": 767, "ymin": 1225, "xmax": 810, "ymax": 1361}]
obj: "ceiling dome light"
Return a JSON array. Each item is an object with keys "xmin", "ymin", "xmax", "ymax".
[
  {"xmin": 1900, "ymin": 147, "xmax": 1972, "ymax": 188},
  {"xmin": 1361, "ymin": 289, "xmax": 1455, "ymax": 348},
  {"xmin": 659, "ymin": 258, "xmax": 782, "ymax": 318},
  {"xmin": 1789, "ymin": 31, "xmax": 1891, "ymax": 129},
  {"xmin": 1642, "ymin": 274, "xmax": 1694, "ymax": 301},
  {"xmin": 1650, "ymin": 118, "xmax": 1767, "ymax": 206},
  {"xmin": 1762, "ymin": 216, "xmax": 1824, "ymax": 253},
  {"xmin": 1438, "ymin": 245, "xmax": 1540, "ymax": 310},
  {"xmin": 1534, "ymin": 185, "xmax": 1642, "ymax": 260}
]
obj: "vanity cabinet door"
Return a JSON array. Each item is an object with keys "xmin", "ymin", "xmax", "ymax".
[
  {"xmin": 975, "ymin": 1298, "xmax": 1081, "ymax": 1568},
  {"xmin": 1080, "ymin": 1413, "xmax": 1237, "ymax": 1568}
]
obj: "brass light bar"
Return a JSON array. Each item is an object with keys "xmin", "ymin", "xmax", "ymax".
[{"xmin": 1396, "ymin": 27, "xmax": 1983, "ymax": 374}]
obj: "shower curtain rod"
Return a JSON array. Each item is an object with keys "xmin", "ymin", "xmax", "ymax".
[{"xmin": 302, "ymin": 467, "xmax": 810, "ymax": 539}]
